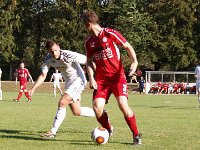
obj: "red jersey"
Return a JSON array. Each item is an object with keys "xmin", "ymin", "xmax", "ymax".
[
  {"xmin": 163, "ymin": 83, "xmax": 168, "ymax": 90},
  {"xmin": 173, "ymin": 83, "xmax": 179, "ymax": 90},
  {"xmin": 157, "ymin": 82, "xmax": 162, "ymax": 88},
  {"xmin": 85, "ymin": 28, "xmax": 127, "ymax": 81},
  {"xmin": 17, "ymin": 68, "xmax": 30, "ymax": 84}
]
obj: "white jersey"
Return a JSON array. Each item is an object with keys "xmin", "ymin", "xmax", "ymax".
[
  {"xmin": 195, "ymin": 65, "xmax": 200, "ymax": 80},
  {"xmin": 52, "ymin": 73, "xmax": 62, "ymax": 83},
  {"xmin": 41, "ymin": 50, "xmax": 87, "ymax": 86}
]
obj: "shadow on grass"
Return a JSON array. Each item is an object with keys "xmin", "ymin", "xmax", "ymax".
[
  {"xmin": 151, "ymin": 106, "xmax": 198, "ymax": 109},
  {"xmin": 0, "ymin": 129, "xmax": 92, "ymax": 144},
  {"xmin": 0, "ymin": 129, "xmax": 54, "ymax": 141}
]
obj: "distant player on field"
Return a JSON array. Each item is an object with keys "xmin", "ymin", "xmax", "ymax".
[
  {"xmin": 13, "ymin": 62, "xmax": 33, "ymax": 102},
  {"xmin": 194, "ymin": 64, "xmax": 200, "ymax": 107},
  {"xmin": 82, "ymin": 10, "xmax": 141, "ymax": 145},
  {"xmin": 29, "ymin": 40, "xmax": 95, "ymax": 138},
  {"xmin": 50, "ymin": 69, "xmax": 63, "ymax": 97}
]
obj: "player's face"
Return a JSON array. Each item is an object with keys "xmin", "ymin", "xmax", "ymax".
[
  {"xmin": 48, "ymin": 44, "xmax": 61, "ymax": 59},
  {"xmin": 84, "ymin": 22, "xmax": 92, "ymax": 33},
  {"xmin": 20, "ymin": 63, "xmax": 24, "ymax": 69}
]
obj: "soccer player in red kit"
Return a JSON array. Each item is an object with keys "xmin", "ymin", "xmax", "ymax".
[
  {"xmin": 13, "ymin": 62, "xmax": 33, "ymax": 102},
  {"xmin": 173, "ymin": 81, "xmax": 179, "ymax": 94},
  {"xmin": 156, "ymin": 81, "xmax": 163, "ymax": 94},
  {"xmin": 82, "ymin": 10, "xmax": 141, "ymax": 145},
  {"xmin": 179, "ymin": 82, "xmax": 185, "ymax": 94},
  {"xmin": 161, "ymin": 82, "xmax": 168, "ymax": 94}
]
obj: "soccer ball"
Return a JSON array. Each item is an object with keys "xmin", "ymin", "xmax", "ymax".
[{"xmin": 91, "ymin": 127, "xmax": 109, "ymax": 145}]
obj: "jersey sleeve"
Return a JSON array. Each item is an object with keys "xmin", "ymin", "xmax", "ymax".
[
  {"xmin": 62, "ymin": 50, "xmax": 87, "ymax": 65},
  {"xmin": 41, "ymin": 63, "xmax": 49, "ymax": 73},
  {"xmin": 105, "ymin": 28, "xmax": 127, "ymax": 46},
  {"xmin": 41, "ymin": 54, "xmax": 51, "ymax": 73}
]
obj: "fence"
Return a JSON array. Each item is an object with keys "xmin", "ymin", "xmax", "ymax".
[{"xmin": 145, "ymin": 71, "xmax": 195, "ymax": 83}]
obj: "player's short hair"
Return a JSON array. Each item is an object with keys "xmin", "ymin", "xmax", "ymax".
[
  {"xmin": 45, "ymin": 40, "xmax": 58, "ymax": 49},
  {"xmin": 81, "ymin": 10, "xmax": 99, "ymax": 24}
]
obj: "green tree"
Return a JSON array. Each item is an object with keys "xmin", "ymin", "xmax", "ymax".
[
  {"xmin": 0, "ymin": 0, "xmax": 20, "ymax": 79},
  {"xmin": 141, "ymin": 0, "xmax": 198, "ymax": 71},
  {"xmin": 97, "ymin": 0, "xmax": 154, "ymax": 71}
]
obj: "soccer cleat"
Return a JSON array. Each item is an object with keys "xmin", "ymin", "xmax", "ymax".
[
  {"xmin": 108, "ymin": 126, "xmax": 114, "ymax": 137},
  {"xmin": 133, "ymin": 133, "xmax": 142, "ymax": 145},
  {"xmin": 27, "ymin": 100, "xmax": 31, "ymax": 102},
  {"xmin": 42, "ymin": 131, "xmax": 56, "ymax": 139},
  {"xmin": 13, "ymin": 99, "xmax": 19, "ymax": 102}
]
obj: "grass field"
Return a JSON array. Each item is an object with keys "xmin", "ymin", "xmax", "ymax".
[{"xmin": 0, "ymin": 91, "xmax": 200, "ymax": 150}]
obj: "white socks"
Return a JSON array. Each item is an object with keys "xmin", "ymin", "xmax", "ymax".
[
  {"xmin": 50, "ymin": 107, "xmax": 95, "ymax": 135},
  {"xmin": 51, "ymin": 107, "xmax": 66, "ymax": 135},
  {"xmin": 80, "ymin": 107, "xmax": 95, "ymax": 117},
  {"xmin": 54, "ymin": 90, "xmax": 56, "ymax": 97}
]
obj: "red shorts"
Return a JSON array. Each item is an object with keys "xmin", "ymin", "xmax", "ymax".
[
  {"xmin": 20, "ymin": 82, "xmax": 27, "ymax": 90},
  {"xmin": 93, "ymin": 79, "xmax": 128, "ymax": 102}
]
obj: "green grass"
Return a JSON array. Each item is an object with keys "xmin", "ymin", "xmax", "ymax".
[{"xmin": 0, "ymin": 92, "xmax": 200, "ymax": 150}]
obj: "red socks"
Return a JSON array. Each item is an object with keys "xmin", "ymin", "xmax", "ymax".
[
  {"xmin": 97, "ymin": 112, "xmax": 112, "ymax": 132},
  {"xmin": 25, "ymin": 92, "xmax": 31, "ymax": 100},
  {"xmin": 125, "ymin": 114, "xmax": 139, "ymax": 137},
  {"xmin": 97, "ymin": 112, "xmax": 139, "ymax": 137},
  {"xmin": 17, "ymin": 92, "xmax": 23, "ymax": 100}
]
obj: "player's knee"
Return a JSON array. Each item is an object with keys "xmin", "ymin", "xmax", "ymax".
[
  {"xmin": 58, "ymin": 100, "xmax": 67, "ymax": 107},
  {"xmin": 72, "ymin": 111, "xmax": 81, "ymax": 116}
]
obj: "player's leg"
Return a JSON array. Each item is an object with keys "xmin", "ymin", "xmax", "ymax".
[
  {"xmin": 43, "ymin": 93, "xmax": 72, "ymax": 138},
  {"xmin": 93, "ymin": 97, "xmax": 112, "ymax": 134},
  {"xmin": 113, "ymin": 81, "xmax": 141, "ymax": 145},
  {"xmin": 69, "ymin": 100, "xmax": 95, "ymax": 117},
  {"xmin": 57, "ymin": 83, "xmax": 63, "ymax": 96},
  {"xmin": 13, "ymin": 85, "xmax": 24, "ymax": 102},
  {"xmin": 53, "ymin": 82, "xmax": 57, "ymax": 97},
  {"xmin": 24, "ymin": 89, "xmax": 31, "ymax": 102},
  {"xmin": 116, "ymin": 96, "xmax": 141, "ymax": 144}
]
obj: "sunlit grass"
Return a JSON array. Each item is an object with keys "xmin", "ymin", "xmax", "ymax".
[{"xmin": 0, "ymin": 92, "xmax": 200, "ymax": 150}]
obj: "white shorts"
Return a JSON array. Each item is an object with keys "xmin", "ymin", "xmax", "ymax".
[
  {"xmin": 64, "ymin": 77, "xmax": 85, "ymax": 102},
  {"xmin": 196, "ymin": 80, "xmax": 200, "ymax": 91},
  {"xmin": 53, "ymin": 82, "xmax": 61, "ymax": 89}
]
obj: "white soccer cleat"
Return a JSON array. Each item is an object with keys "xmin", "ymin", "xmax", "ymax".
[{"xmin": 42, "ymin": 131, "xmax": 56, "ymax": 139}]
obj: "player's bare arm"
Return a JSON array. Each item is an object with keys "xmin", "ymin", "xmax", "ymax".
[
  {"xmin": 50, "ymin": 75, "xmax": 53, "ymax": 82},
  {"xmin": 86, "ymin": 57, "xmax": 97, "ymax": 89},
  {"xmin": 28, "ymin": 73, "xmax": 34, "ymax": 83},
  {"xmin": 29, "ymin": 72, "xmax": 47, "ymax": 96},
  {"xmin": 123, "ymin": 42, "xmax": 138, "ymax": 76},
  {"xmin": 15, "ymin": 76, "xmax": 18, "ymax": 85}
]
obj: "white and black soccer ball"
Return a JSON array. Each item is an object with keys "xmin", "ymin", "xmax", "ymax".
[{"xmin": 91, "ymin": 127, "xmax": 109, "ymax": 145}]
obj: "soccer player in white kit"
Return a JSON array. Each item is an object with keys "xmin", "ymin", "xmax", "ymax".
[
  {"xmin": 195, "ymin": 64, "xmax": 200, "ymax": 107},
  {"xmin": 50, "ymin": 69, "xmax": 63, "ymax": 97},
  {"xmin": 29, "ymin": 40, "xmax": 95, "ymax": 138}
]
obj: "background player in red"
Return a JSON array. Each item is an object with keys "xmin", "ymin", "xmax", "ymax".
[
  {"xmin": 13, "ymin": 62, "xmax": 34, "ymax": 102},
  {"xmin": 179, "ymin": 82, "xmax": 186, "ymax": 94},
  {"xmin": 82, "ymin": 10, "xmax": 141, "ymax": 145},
  {"xmin": 173, "ymin": 81, "xmax": 179, "ymax": 94},
  {"xmin": 156, "ymin": 81, "xmax": 163, "ymax": 94},
  {"xmin": 161, "ymin": 82, "xmax": 168, "ymax": 94}
]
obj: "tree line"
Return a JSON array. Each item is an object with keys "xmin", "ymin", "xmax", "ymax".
[{"xmin": 0, "ymin": 0, "xmax": 200, "ymax": 80}]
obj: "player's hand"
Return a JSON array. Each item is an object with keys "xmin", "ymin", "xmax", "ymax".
[
  {"xmin": 128, "ymin": 63, "xmax": 137, "ymax": 76},
  {"xmin": 29, "ymin": 89, "xmax": 35, "ymax": 97},
  {"xmin": 89, "ymin": 78, "xmax": 97, "ymax": 89}
]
